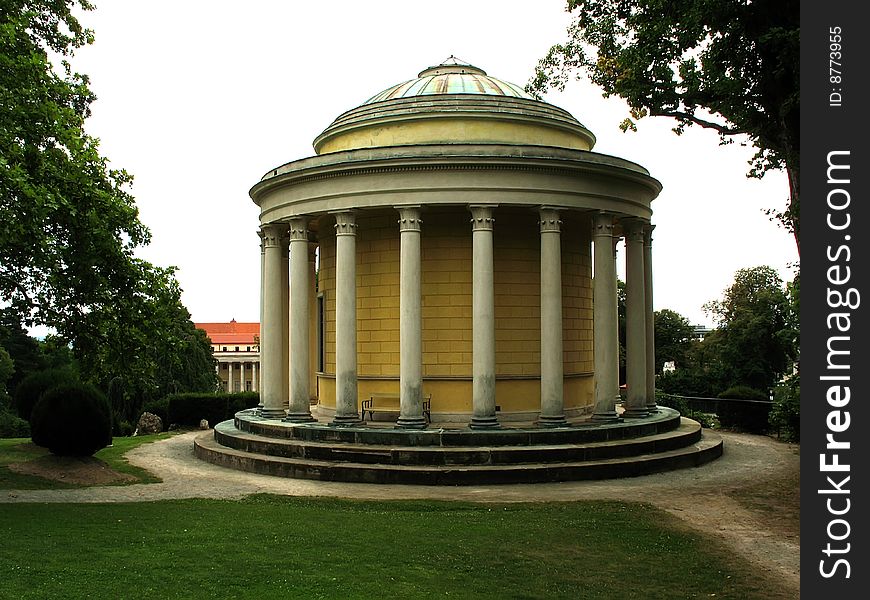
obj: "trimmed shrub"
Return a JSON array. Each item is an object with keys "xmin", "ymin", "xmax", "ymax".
[
  {"xmin": 167, "ymin": 392, "xmax": 260, "ymax": 428},
  {"xmin": 718, "ymin": 386, "xmax": 769, "ymax": 401},
  {"xmin": 0, "ymin": 408, "xmax": 30, "ymax": 438},
  {"xmin": 30, "ymin": 383, "xmax": 112, "ymax": 456},
  {"xmin": 11, "ymin": 368, "xmax": 78, "ymax": 421},
  {"xmin": 716, "ymin": 386, "xmax": 772, "ymax": 433}
]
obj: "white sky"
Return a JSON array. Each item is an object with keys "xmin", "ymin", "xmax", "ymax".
[{"xmin": 67, "ymin": 0, "xmax": 797, "ymax": 328}]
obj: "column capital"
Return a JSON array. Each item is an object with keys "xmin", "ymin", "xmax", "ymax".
[
  {"xmin": 261, "ymin": 223, "xmax": 288, "ymax": 248},
  {"xmin": 287, "ymin": 217, "xmax": 309, "ymax": 242},
  {"xmin": 396, "ymin": 206, "xmax": 422, "ymax": 232},
  {"xmin": 644, "ymin": 223, "xmax": 656, "ymax": 246},
  {"xmin": 333, "ymin": 211, "xmax": 358, "ymax": 236},
  {"xmin": 592, "ymin": 212, "xmax": 615, "ymax": 236},
  {"xmin": 538, "ymin": 207, "xmax": 562, "ymax": 233},
  {"xmin": 622, "ymin": 218, "xmax": 647, "ymax": 241},
  {"xmin": 469, "ymin": 205, "xmax": 496, "ymax": 231}
]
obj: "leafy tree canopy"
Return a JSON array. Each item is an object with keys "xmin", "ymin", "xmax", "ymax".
[
  {"xmin": 702, "ymin": 266, "xmax": 797, "ymax": 392},
  {"xmin": 529, "ymin": 0, "xmax": 799, "ymax": 251},
  {"xmin": 653, "ymin": 308, "xmax": 694, "ymax": 373},
  {"xmin": 1, "ymin": 1, "xmax": 217, "ymax": 400}
]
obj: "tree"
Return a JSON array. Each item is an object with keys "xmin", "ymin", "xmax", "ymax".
[
  {"xmin": 1, "ymin": 2, "xmax": 218, "ymax": 403},
  {"xmin": 529, "ymin": 0, "xmax": 800, "ymax": 252},
  {"xmin": 74, "ymin": 262, "xmax": 219, "ymax": 408},
  {"xmin": 1, "ymin": 1, "xmax": 149, "ymax": 335},
  {"xmin": 703, "ymin": 266, "xmax": 796, "ymax": 393},
  {"xmin": 653, "ymin": 308, "xmax": 694, "ymax": 373}
]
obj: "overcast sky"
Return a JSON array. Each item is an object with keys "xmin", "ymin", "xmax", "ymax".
[{"xmin": 67, "ymin": 0, "xmax": 797, "ymax": 328}]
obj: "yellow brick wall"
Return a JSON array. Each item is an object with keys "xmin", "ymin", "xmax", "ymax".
[{"xmin": 316, "ymin": 207, "xmax": 594, "ymax": 414}]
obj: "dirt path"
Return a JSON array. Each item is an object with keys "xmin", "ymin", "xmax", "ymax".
[{"xmin": 2, "ymin": 430, "xmax": 800, "ymax": 597}]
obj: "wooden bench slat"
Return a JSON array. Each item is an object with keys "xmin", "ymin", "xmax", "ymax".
[{"xmin": 361, "ymin": 393, "xmax": 431, "ymax": 423}]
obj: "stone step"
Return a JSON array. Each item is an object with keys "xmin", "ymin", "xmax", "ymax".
[
  {"xmin": 194, "ymin": 427, "xmax": 723, "ymax": 485},
  {"xmin": 232, "ymin": 407, "xmax": 684, "ymax": 447},
  {"xmin": 213, "ymin": 419, "xmax": 703, "ymax": 466}
]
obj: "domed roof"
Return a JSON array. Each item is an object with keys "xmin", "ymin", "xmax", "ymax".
[
  {"xmin": 363, "ymin": 56, "xmax": 533, "ymax": 104},
  {"xmin": 313, "ymin": 57, "xmax": 596, "ymax": 155}
]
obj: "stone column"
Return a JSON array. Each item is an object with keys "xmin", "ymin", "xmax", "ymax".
[
  {"xmin": 613, "ymin": 236, "xmax": 622, "ymax": 405},
  {"xmin": 396, "ymin": 206, "xmax": 426, "ymax": 429},
  {"xmin": 251, "ymin": 361, "xmax": 258, "ymax": 393},
  {"xmin": 260, "ymin": 223, "xmax": 288, "ymax": 418},
  {"xmin": 308, "ymin": 242, "xmax": 319, "ymax": 402},
  {"xmin": 592, "ymin": 213, "xmax": 620, "ymax": 422},
  {"xmin": 469, "ymin": 205, "xmax": 499, "ymax": 429},
  {"xmin": 285, "ymin": 217, "xmax": 315, "ymax": 422},
  {"xmin": 644, "ymin": 224, "xmax": 658, "ymax": 412},
  {"xmin": 227, "ymin": 361, "xmax": 234, "ymax": 394},
  {"xmin": 257, "ymin": 230, "xmax": 265, "ymax": 406},
  {"xmin": 281, "ymin": 233, "xmax": 290, "ymax": 409},
  {"xmin": 538, "ymin": 208, "xmax": 567, "ymax": 426},
  {"xmin": 332, "ymin": 212, "xmax": 361, "ymax": 425},
  {"xmin": 623, "ymin": 219, "xmax": 649, "ymax": 418}
]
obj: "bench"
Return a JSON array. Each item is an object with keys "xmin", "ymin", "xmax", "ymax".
[{"xmin": 361, "ymin": 393, "xmax": 431, "ymax": 423}]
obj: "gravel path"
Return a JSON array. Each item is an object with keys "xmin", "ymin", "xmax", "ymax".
[{"xmin": 2, "ymin": 430, "xmax": 800, "ymax": 596}]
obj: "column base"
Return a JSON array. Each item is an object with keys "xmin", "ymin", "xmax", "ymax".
[
  {"xmin": 396, "ymin": 416, "xmax": 428, "ymax": 429},
  {"xmin": 283, "ymin": 412, "xmax": 316, "ymax": 423},
  {"xmin": 645, "ymin": 404, "xmax": 659, "ymax": 413},
  {"xmin": 330, "ymin": 414, "xmax": 362, "ymax": 427},
  {"xmin": 591, "ymin": 411, "xmax": 620, "ymax": 423},
  {"xmin": 258, "ymin": 408, "xmax": 286, "ymax": 419},
  {"xmin": 537, "ymin": 415, "xmax": 569, "ymax": 428},
  {"xmin": 469, "ymin": 416, "xmax": 500, "ymax": 430},
  {"xmin": 622, "ymin": 407, "xmax": 650, "ymax": 419}
]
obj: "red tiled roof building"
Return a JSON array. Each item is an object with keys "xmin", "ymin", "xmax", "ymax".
[{"xmin": 196, "ymin": 320, "xmax": 260, "ymax": 392}]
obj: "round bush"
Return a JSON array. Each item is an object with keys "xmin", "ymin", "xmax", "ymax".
[
  {"xmin": 717, "ymin": 385, "xmax": 769, "ymax": 400},
  {"xmin": 12, "ymin": 368, "xmax": 78, "ymax": 421},
  {"xmin": 30, "ymin": 383, "xmax": 112, "ymax": 456}
]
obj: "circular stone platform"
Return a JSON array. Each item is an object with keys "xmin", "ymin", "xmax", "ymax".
[{"xmin": 194, "ymin": 408, "xmax": 723, "ymax": 485}]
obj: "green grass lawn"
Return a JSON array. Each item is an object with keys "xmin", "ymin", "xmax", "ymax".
[
  {"xmin": 0, "ymin": 433, "xmax": 171, "ymax": 489},
  {"xmin": 0, "ymin": 496, "xmax": 777, "ymax": 600}
]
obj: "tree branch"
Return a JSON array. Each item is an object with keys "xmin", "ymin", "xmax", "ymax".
[{"xmin": 649, "ymin": 108, "xmax": 747, "ymax": 136}]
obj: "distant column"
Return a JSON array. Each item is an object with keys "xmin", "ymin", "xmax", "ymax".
[
  {"xmin": 285, "ymin": 217, "xmax": 315, "ymax": 422},
  {"xmin": 332, "ymin": 212, "xmax": 361, "ymax": 425},
  {"xmin": 251, "ymin": 361, "xmax": 258, "ymax": 393},
  {"xmin": 308, "ymin": 242, "xmax": 319, "ymax": 402},
  {"xmin": 623, "ymin": 219, "xmax": 649, "ymax": 418},
  {"xmin": 469, "ymin": 205, "xmax": 499, "ymax": 429},
  {"xmin": 592, "ymin": 212, "xmax": 619, "ymax": 422},
  {"xmin": 644, "ymin": 224, "xmax": 658, "ymax": 412},
  {"xmin": 281, "ymin": 232, "xmax": 290, "ymax": 410},
  {"xmin": 227, "ymin": 362, "xmax": 234, "ymax": 394},
  {"xmin": 260, "ymin": 223, "xmax": 288, "ymax": 418},
  {"xmin": 257, "ymin": 230, "xmax": 265, "ymax": 407},
  {"xmin": 538, "ymin": 207, "xmax": 567, "ymax": 427},
  {"xmin": 396, "ymin": 206, "xmax": 426, "ymax": 429}
]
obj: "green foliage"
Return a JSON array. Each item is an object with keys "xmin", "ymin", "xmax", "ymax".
[
  {"xmin": 11, "ymin": 367, "xmax": 78, "ymax": 421},
  {"xmin": 0, "ymin": 408, "xmax": 30, "ymax": 438},
  {"xmin": 704, "ymin": 266, "xmax": 797, "ymax": 392},
  {"xmin": 718, "ymin": 386, "xmax": 768, "ymax": 401},
  {"xmin": 167, "ymin": 392, "xmax": 259, "ymax": 428},
  {"xmin": 0, "ymin": 0, "xmax": 150, "ymax": 329},
  {"xmin": 657, "ymin": 367, "xmax": 718, "ymax": 398},
  {"xmin": 769, "ymin": 375, "xmax": 799, "ymax": 441},
  {"xmin": 30, "ymin": 381, "xmax": 112, "ymax": 456},
  {"xmin": 0, "ymin": 3, "xmax": 217, "ymax": 408},
  {"xmin": 530, "ymin": 0, "xmax": 799, "ymax": 248},
  {"xmin": 654, "ymin": 308, "xmax": 694, "ymax": 372},
  {"xmin": 0, "ymin": 345, "xmax": 13, "ymax": 405},
  {"xmin": 655, "ymin": 392, "xmax": 718, "ymax": 429}
]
